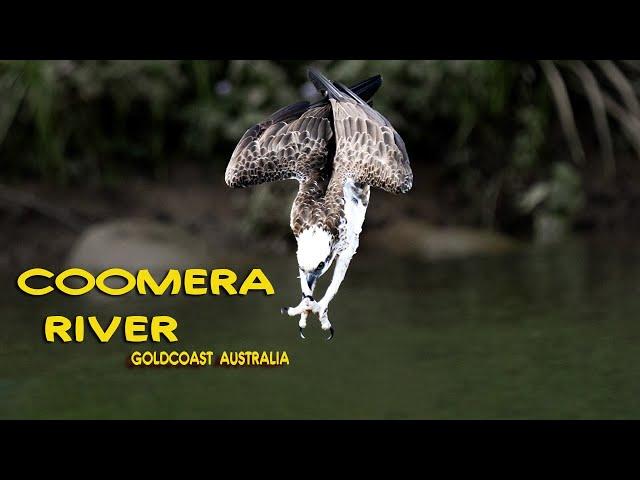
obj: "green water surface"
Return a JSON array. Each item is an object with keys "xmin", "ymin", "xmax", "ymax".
[{"xmin": 1, "ymin": 241, "xmax": 639, "ymax": 419}]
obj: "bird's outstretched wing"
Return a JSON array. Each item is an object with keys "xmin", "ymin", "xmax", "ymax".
[
  {"xmin": 308, "ymin": 69, "xmax": 413, "ymax": 194},
  {"xmin": 225, "ymin": 102, "xmax": 333, "ymax": 187},
  {"xmin": 225, "ymin": 75, "xmax": 383, "ymax": 188}
]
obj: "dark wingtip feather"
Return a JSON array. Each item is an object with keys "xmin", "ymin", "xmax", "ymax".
[
  {"xmin": 309, "ymin": 74, "xmax": 382, "ymax": 108},
  {"xmin": 308, "ymin": 68, "xmax": 344, "ymax": 100},
  {"xmin": 267, "ymin": 101, "xmax": 311, "ymax": 124},
  {"xmin": 342, "ymin": 74, "xmax": 382, "ymax": 102}
]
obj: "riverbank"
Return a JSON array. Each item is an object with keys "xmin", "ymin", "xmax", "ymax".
[{"xmin": 1, "ymin": 162, "xmax": 638, "ymax": 272}]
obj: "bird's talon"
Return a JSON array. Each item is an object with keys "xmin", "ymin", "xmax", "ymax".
[
  {"xmin": 280, "ymin": 307, "xmax": 289, "ymax": 315},
  {"xmin": 299, "ymin": 327, "xmax": 306, "ymax": 339},
  {"xmin": 327, "ymin": 326, "xmax": 334, "ymax": 340}
]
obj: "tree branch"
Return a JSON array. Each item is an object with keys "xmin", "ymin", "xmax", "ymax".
[{"xmin": 539, "ymin": 60, "xmax": 585, "ymax": 165}]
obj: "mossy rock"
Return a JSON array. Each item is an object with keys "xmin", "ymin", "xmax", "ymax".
[{"xmin": 66, "ymin": 219, "xmax": 212, "ymax": 272}]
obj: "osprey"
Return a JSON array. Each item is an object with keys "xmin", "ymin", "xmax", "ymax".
[{"xmin": 225, "ymin": 69, "xmax": 413, "ymax": 339}]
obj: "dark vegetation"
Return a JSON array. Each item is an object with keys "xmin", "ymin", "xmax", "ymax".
[{"xmin": 2, "ymin": 60, "xmax": 640, "ymax": 242}]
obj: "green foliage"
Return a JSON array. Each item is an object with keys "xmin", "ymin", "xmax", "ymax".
[
  {"xmin": 0, "ymin": 60, "xmax": 632, "ymax": 236},
  {"xmin": 0, "ymin": 60, "xmax": 304, "ymax": 184}
]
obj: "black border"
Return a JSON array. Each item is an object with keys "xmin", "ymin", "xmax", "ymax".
[
  {"xmin": 2, "ymin": 12, "xmax": 639, "ymax": 58},
  {"xmin": 5, "ymin": 419, "xmax": 639, "ymax": 444},
  {"xmin": 4, "ymin": 420, "xmax": 637, "ymax": 467}
]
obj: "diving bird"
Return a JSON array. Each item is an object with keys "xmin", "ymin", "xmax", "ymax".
[{"xmin": 225, "ymin": 69, "xmax": 413, "ymax": 339}]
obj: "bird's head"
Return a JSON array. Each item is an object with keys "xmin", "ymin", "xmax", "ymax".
[{"xmin": 296, "ymin": 227, "xmax": 336, "ymax": 289}]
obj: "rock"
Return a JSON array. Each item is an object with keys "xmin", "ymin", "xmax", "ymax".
[
  {"xmin": 66, "ymin": 219, "xmax": 212, "ymax": 272},
  {"xmin": 364, "ymin": 219, "xmax": 519, "ymax": 261}
]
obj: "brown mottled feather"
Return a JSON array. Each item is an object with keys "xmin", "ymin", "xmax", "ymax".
[
  {"xmin": 329, "ymin": 99, "xmax": 412, "ymax": 195},
  {"xmin": 225, "ymin": 104, "xmax": 333, "ymax": 188}
]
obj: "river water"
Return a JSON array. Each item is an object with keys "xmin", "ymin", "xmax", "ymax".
[{"xmin": 1, "ymin": 239, "xmax": 639, "ymax": 418}]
